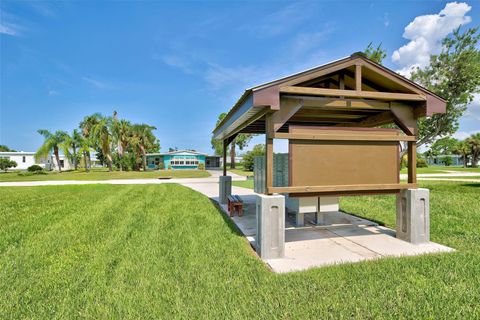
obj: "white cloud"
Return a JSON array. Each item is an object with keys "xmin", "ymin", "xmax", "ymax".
[
  {"xmin": 0, "ymin": 23, "xmax": 19, "ymax": 36},
  {"xmin": 384, "ymin": 12, "xmax": 390, "ymax": 27},
  {"xmin": 0, "ymin": 9, "xmax": 22, "ymax": 36},
  {"xmin": 48, "ymin": 90, "xmax": 59, "ymax": 96},
  {"xmin": 156, "ymin": 54, "xmax": 193, "ymax": 74},
  {"xmin": 392, "ymin": 2, "xmax": 472, "ymax": 76},
  {"xmin": 453, "ymin": 129, "xmax": 480, "ymax": 140},
  {"xmin": 82, "ymin": 76, "xmax": 114, "ymax": 89},
  {"xmin": 240, "ymin": 2, "xmax": 316, "ymax": 37},
  {"xmin": 463, "ymin": 93, "xmax": 480, "ymax": 121}
]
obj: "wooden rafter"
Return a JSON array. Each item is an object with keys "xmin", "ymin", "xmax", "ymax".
[{"xmin": 280, "ymin": 86, "xmax": 426, "ymax": 101}]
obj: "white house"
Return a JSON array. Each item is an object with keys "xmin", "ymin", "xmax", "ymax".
[
  {"xmin": 50, "ymin": 154, "xmax": 73, "ymax": 171},
  {"xmin": 0, "ymin": 152, "xmax": 50, "ymax": 170}
]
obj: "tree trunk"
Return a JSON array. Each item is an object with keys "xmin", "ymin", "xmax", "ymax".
[
  {"xmin": 141, "ymin": 147, "xmax": 147, "ymax": 171},
  {"xmin": 73, "ymin": 145, "xmax": 78, "ymax": 171},
  {"xmin": 86, "ymin": 151, "xmax": 92, "ymax": 170},
  {"xmin": 106, "ymin": 153, "xmax": 113, "ymax": 171},
  {"xmin": 230, "ymin": 141, "xmax": 236, "ymax": 169},
  {"xmin": 463, "ymin": 154, "xmax": 467, "ymax": 168},
  {"xmin": 54, "ymin": 147, "xmax": 61, "ymax": 173},
  {"xmin": 83, "ymin": 151, "xmax": 90, "ymax": 172}
]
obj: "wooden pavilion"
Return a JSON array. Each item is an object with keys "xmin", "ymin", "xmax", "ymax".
[
  {"xmin": 212, "ymin": 53, "xmax": 446, "ymax": 259},
  {"xmin": 213, "ymin": 53, "xmax": 445, "ymax": 196}
]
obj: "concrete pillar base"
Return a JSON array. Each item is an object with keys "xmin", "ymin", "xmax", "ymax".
[
  {"xmin": 396, "ymin": 188, "xmax": 430, "ymax": 244},
  {"xmin": 219, "ymin": 176, "xmax": 232, "ymax": 204},
  {"xmin": 256, "ymin": 194, "xmax": 285, "ymax": 259}
]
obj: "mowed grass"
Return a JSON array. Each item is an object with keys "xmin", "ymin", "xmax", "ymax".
[
  {"xmin": 400, "ymin": 166, "xmax": 480, "ymax": 174},
  {"xmin": 0, "ymin": 168, "xmax": 210, "ymax": 182},
  {"xmin": 1, "ymin": 182, "xmax": 479, "ymax": 318},
  {"xmin": 232, "ymin": 179, "xmax": 254, "ymax": 189}
]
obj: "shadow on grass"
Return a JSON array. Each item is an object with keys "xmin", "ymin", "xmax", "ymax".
[
  {"xmin": 460, "ymin": 183, "xmax": 480, "ymax": 188},
  {"xmin": 209, "ymin": 198, "xmax": 245, "ymax": 238}
]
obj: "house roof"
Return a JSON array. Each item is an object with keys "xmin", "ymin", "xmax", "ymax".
[
  {"xmin": 146, "ymin": 150, "xmax": 209, "ymax": 156},
  {"xmin": 0, "ymin": 151, "xmax": 36, "ymax": 155},
  {"xmin": 212, "ymin": 53, "xmax": 446, "ymax": 140}
]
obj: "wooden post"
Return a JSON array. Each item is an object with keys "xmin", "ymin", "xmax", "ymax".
[
  {"xmin": 408, "ymin": 141, "xmax": 417, "ymax": 184},
  {"xmin": 265, "ymin": 114, "xmax": 274, "ymax": 194},
  {"xmin": 223, "ymin": 139, "xmax": 227, "ymax": 176},
  {"xmin": 355, "ymin": 63, "xmax": 362, "ymax": 92}
]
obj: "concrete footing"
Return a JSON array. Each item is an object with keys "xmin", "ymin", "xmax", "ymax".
[
  {"xmin": 256, "ymin": 194, "xmax": 285, "ymax": 259},
  {"xmin": 219, "ymin": 176, "xmax": 232, "ymax": 204},
  {"xmin": 396, "ymin": 188, "xmax": 430, "ymax": 244}
]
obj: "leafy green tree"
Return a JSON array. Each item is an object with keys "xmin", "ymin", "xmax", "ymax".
[
  {"xmin": 211, "ymin": 113, "xmax": 226, "ymax": 155},
  {"xmin": 36, "ymin": 130, "xmax": 69, "ymax": 172},
  {"xmin": 454, "ymin": 140, "xmax": 470, "ymax": 168},
  {"xmin": 79, "ymin": 113, "xmax": 102, "ymax": 169},
  {"xmin": 63, "ymin": 129, "xmax": 82, "ymax": 170},
  {"xmin": 242, "ymin": 144, "xmax": 265, "ymax": 171},
  {"xmin": 467, "ymin": 133, "xmax": 480, "ymax": 168},
  {"xmin": 364, "ymin": 42, "xmax": 387, "ymax": 64},
  {"xmin": 211, "ymin": 112, "xmax": 253, "ymax": 168},
  {"xmin": 0, "ymin": 158, "xmax": 17, "ymax": 172},
  {"xmin": 91, "ymin": 116, "xmax": 114, "ymax": 171},
  {"xmin": 411, "ymin": 27, "xmax": 480, "ymax": 151},
  {"xmin": 131, "ymin": 124, "xmax": 159, "ymax": 171},
  {"xmin": 429, "ymin": 137, "xmax": 458, "ymax": 155},
  {"xmin": 112, "ymin": 118, "xmax": 132, "ymax": 171},
  {"xmin": 0, "ymin": 145, "xmax": 16, "ymax": 152},
  {"xmin": 443, "ymin": 155, "xmax": 453, "ymax": 166}
]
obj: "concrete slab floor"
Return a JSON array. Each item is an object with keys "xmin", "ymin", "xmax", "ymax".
[{"xmin": 213, "ymin": 194, "xmax": 454, "ymax": 273}]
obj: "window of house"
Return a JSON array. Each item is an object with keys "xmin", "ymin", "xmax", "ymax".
[
  {"xmin": 60, "ymin": 160, "xmax": 65, "ymax": 168},
  {"xmin": 22, "ymin": 156, "xmax": 26, "ymax": 163}
]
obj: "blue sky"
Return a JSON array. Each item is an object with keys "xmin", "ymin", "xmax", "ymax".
[{"xmin": 1, "ymin": 0, "xmax": 479, "ymax": 153}]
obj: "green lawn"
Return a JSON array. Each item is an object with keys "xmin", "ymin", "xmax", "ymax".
[
  {"xmin": 232, "ymin": 179, "xmax": 254, "ymax": 189},
  {"xmin": 0, "ymin": 168, "xmax": 210, "ymax": 182},
  {"xmin": 228, "ymin": 163, "xmax": 253, "ymax": 177},
  {"xmin": 1, "ymin": 182, "xmax": 479, "ymax": 318},
  {"xmin": 400, "ymin": 166, "xmax": 480, "ymax": 174}
]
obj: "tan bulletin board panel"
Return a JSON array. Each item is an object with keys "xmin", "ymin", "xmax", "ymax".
[{"xmin": 289, "ymin": 137, "xmax": 399, "ymax": 187}]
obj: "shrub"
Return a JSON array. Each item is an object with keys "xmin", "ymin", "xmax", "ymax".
[
  {"xmin": 27, "ymin": 164, "xmax": 43, "ymax": 172},
  {"xmin": 158, "ymin": 162, "xmax": 165, "ymax": 170},
  {"xmin": 416, "ymin": 158, "xmax": 428, "ymax": 168},
  {"xmin": 197, "ymin": 163, "xmax": 205, "ymax": 170},
  {"xmin": 0, "ymin": 158, "xmax": 17, "ymax": 172},
  {"xmin": 242, "ymin": 144, "xmax": 265, "ymax": 171},
  {"xmin": 443, "ymin": 156, "xmax": 453, "ymax": 166},
  {"xmin": 17, "ymin": 171, "xmax": 47, "ymax": 176}
]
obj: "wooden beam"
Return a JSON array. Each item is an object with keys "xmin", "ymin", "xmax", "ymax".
[
  {"xmin": 271, "ymin": 99, "xmax": 303, "ymax": 132},
  {"xmin": 280, "ymin": 86, "xmax": 426, "ymax": 101},
  {"xmin": 282, "ymin": 96, "xmax": 392, "ymax": 110},
  {"xmin": 265, "ymin": 114, "xmax": 274, "ymax": 194},
  {"xmin": 391, "ymin": 102, "xmax": 418, "ymax": 136},
  {"xmin": 273, "ymin": 132, "xmax": 416, "ymax": 142},
  {"xmin": 268, "ymin": 183, "xmax": 416, "ymax": 194},
  {"xmin": 222, "ymin": 139, "xmax": 227, "ymax": 176},
  {"xmin": 335, "ymin": 111, "xmax": 395, "ymax": 128},
  {"xmin": 355, "ymin": 63, "xmax": 362, "ymax": 92},
  {"xmin": 408, "ymin": 141, "xmax": 417, "ymax": 184}
]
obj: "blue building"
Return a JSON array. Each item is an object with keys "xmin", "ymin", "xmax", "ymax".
[{"xmin": 145, "ymin": 150, "xmax": 221, "ymax": 170}]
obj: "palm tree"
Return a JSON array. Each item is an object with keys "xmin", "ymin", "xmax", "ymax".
[
  {"xmin": 78, "ymin": 136, "xmax": 93, "ymax": 172},
  {"xmin": 62, "ymin": 129, "xmax": 82, "ymax": 170},
  {"xmin": 467, "ymin": 133, "xmax": 480, "ymax": 168},
  {"xmin": 91, "ymin": 116, "xmax": 114, "ymax": 171},
  {"xmin": 131, "ymin": 124, "xmax": 158, "ymax": 171},
  {"xmin": 454, "ymin": 140, "xmax": 470, "ymax": 168},
  {"xmin": 79, "ymin": 113, "xmax": 102, "ymax": 170},
  {"xmin": 36, "ymin": 130, "xmax": 69, "ymax": 172},
  {"xmin": 112, "ymin": 119, "xmax": 132, "ymax": 171}
]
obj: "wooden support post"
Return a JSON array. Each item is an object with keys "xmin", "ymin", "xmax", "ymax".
[
  {"xmin": 408, "ymin": 141, "xmax": 417, "ymax": 184},
  {"xmin": 355, "ymin": 63, "xmax": 362, "ymax": 92},
  {"xmin": 222, "ymin": 139, "xmax": 227, "ymax": 176},
  {"xmin": 265, "ymin": 114, "xmax": 274, "ymax": 195}
]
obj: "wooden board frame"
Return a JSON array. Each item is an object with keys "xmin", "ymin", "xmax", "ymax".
[{"xmin": 286, "ymin": 126, "xmax": 403, "ymax": 195}]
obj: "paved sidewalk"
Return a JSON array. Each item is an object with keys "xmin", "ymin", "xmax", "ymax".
[{"xmin": 0, "ymin": 170, "xmax": 247, "ymax": 187}]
